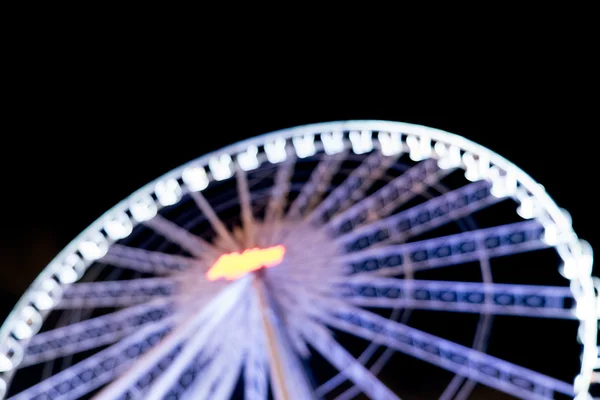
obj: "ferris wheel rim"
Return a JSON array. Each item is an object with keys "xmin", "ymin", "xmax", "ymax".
[{"xmin": 0, "ymin": 119, "xmax": 597, "ymax": 399}]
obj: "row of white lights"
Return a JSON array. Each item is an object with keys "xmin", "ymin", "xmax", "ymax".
[{"xmin": 1, "ymin": 128, "xmax": 597, "ymax": 399}]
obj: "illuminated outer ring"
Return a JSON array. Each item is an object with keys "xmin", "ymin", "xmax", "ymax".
[{"xmin": 0, "ymin": 120, "xmax": 597, "ymax": 399}]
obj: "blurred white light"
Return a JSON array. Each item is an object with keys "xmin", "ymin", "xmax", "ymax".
[
  {"xmin": 56, "ymin": 254, "xmax": 85, "ymax": 284},
  {"xmin": 560, "ymin": 257, "xmax": 578, "ymax": 280},
  {"xmin": 542, "ymin": 224, "xmax": 559, "ymax": 245},
  {"xmin": 0, "ymin": 338, "xmax": 22, "ymax": 373},
  {"xmin": 32, "ymin": 291, "xmax": 54, "ymax": 310},
  {"xmin": 406, "ymin": 135, "xmax": 431, "ymax": 161},
  {"xmin": 488, "ymin": 166, "xmax": 506, "ymax": 198},
  {"xmin": 130, "ymin": 195, "xmax": 158, "ymax": 222},
  {"xmin": 209, "ymin": 154, "xmax": 234, "ymax": 181},
  {"xmin": 322, "ymin": 131, "xmax": 345, "ymax": 154},
  {"xmin": 79, "ymin": 241, "xmax": 104, "ymax": 260},
  {"xmin": 574, "ymin": 241, "xmax": 594, "ymax": 277},
  {"xmin": 0, "ymin": 376, "xmax": 6, "ymax": 396},
  {"xmin": 502, "ymin": 171, "xmax": 518, "ymax": 196},
  {"xmin": 57, "ymin": 267, "xmax": 78, "ymax": 284},
  {"xmin": 33, "ymin": 280, "xmax": 62, "ymax": 310},
  {"xmin": 377, "ymin": 132, "xmax": 402, "ymax": 156},
  {"xmin": 104, "ymin": 213, "xmax": 133, "ymax": 240},
  {"xmin": 435, "ymin": 142, "xmax": 461, "ymax": 169},
  {"xmin": 237, "ymin": 146, "xmax": 260, "ymax": 171},
  {"xmin": 265, "ymin": 138, "xmax": 287, "ymax": 163},
  {"xmin": 292, "ymin": 134, "xmax": 316, "ymax": 158},
  {"xmin": 516, "ymin": 197, "xmax": 536, "ymax": 219},
  {"xmin": 433, "ymin": 141, "xmax": 448, "ymax": 158},
  {"xmin": 349, "ymin": 131, "xmax": 373, "ymax": 154},
  {"xmin": 155, "ymin": 179, "xmax": 182, "ymax": 206},
  {"xmin": 560, "ymin": 208, "xmax": 573, "ymax": 225},
  {"xmin": 182, "ymin": 166, "xmax": 209, "ymax": 191},
  {"xmin": 0, "ymin": 355, "xmax": 12, "ymax": 373},
  {"xmin": 13, "ymin": 306, "xmax": 41, "ymax": 340},
  {"xmin": 575, "ymin": 298, "xmax": 596, "ymax": 320},
  {"xmin": 79, "ymin": 233, "xmax": 108, "ymax": 261},
  {"xmin": 13, "ymin": 321, "xmax": 33, "ymax": 340},
  {"xmin": 462, "ymin": 152, "xmax": 480, "ymax": 182},
  {"xmin": 573, "ymin": 375, "xmax": 591, "ymax": 398}
]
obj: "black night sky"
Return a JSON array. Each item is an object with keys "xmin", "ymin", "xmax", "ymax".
[{"xmin": 0, "ymin": 75, "xmax": 596, "ymax": 398}]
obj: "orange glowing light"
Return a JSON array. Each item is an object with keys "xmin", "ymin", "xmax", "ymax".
[{"xmin": 206, "ymin": 245, "xmax": 286, "ymax": 281}]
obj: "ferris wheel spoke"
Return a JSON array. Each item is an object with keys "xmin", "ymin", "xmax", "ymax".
[
  {"xmin": 327, "ymin": 158, "xmax": 446, "ymax": 234},
  {"xmin": 275, "ymin": 286, "xmax": 392, "ymax": 400},
  {"xmin": 338, "ymin": 180, "xmax": 500, "ymax": 253},
  {"xmin": 189, "ymin": 191, "xmax": 239, "ymax": 251},
  {"xmin": 265, "ymin": 152, "xmax": 296, "ymax": 224},
  {"xmin": 313, "ymin": 308, "xmax": 409, "ymax": 400},
  {"xmin": 236, "ymin": 164, "xmax": 257, "ymax": 248},
  {"xmin": 309, "ymin": 150, "xmax": 398, "ymax": 225},
  {"xmin": 89, "ymin": 277, "xmax": 248, "ymax": 400},
  {"xmin": 252, "ymin": 279, "xmax": 317, "ymax": 400},
  {"xmin": 342, "ymin": 220, "xmax": 549, "ymax": 276},
  {"xmin": 101, "ymin": 244, "xmax": 196, "ymax": 275},
  {"xmin": 142, "ymin": 305, "xmax": 244, "ymax": 400},
  {"xmin": 146, "ymin": 305, "xmax": 241, "ymax": 400},
  {"xmin": 244, "ymin": 290, "xmax": 270, "ymax": 400},
  {"xmin": 20, "ymin": 300, "xmax": 174, "ymax": 368},
  {"xmin": 442, "ymin": 312, "xmax": 494, "ymax": 400},
  {"xmin": 8, "ymin": 318, "xmax": 174, "ymax": 400},
  {"xmin": 206, "ymin": 357, "xmax": 244, "ymax": 400},
  {"xmin": 337, "ymin": 277, "xmax": 576, "ymax": 319},
  {"xmin": 184, "ymin": 355, "xmax": 243, "ymax": 400},
  {"xmin": 113, "ymin": 342, "xmax": 188, "ymax": 400},
  {"xmin": 56, "ymin": 277, "xmax": 178, "ymax": 309},
  {"xmin": 290, "ymin": 314, "xmax": 401, "ymax": 400},
  {"xmin": 320, "ymin": 304, "xmax": 575, "ymax": 399},
  {"xmin": 252, "ymin": 285, "xmax": 314, "ymax": 398},
  {"xmin": 440, "ymin": 372, "xmax": 470, "ymax": 400},
  {"xmin": 132, "ymin": 279, "xmax": 249, "ymax": 400},
  {"xmin": 286, "ymin": 151, "xmax": 347, "ymax": 219},
  {"xmin": 143, "ymin": 214, "xmax": 221, "ymax": 259},
  {"xmin": 448, "ymin": 375, "xmax": 478, "ymax": 400},
  {"xmin": 181, "ymin": 322, "xmax": 246, "ymax": 400},
  {"xmin": 261, "ymin": 152, "xmax": 297, "ymax": 247}
]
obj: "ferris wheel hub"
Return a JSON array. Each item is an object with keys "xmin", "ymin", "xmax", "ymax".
[{"xmin": 206, "ymin": 245, "xmax": 287, "ymax": 281}]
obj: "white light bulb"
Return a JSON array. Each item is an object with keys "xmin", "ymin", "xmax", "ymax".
[
  {"xmin": 406, "ymin": 135, "xmax": 431, "ymax": 161},
  {"xmin": 378, "ymin": 132, "xmax": 402, "ymax": 156},
  {"xmin": 293, "ymin": 134, "xmax": 317, "ymax": 158},
  {"xmin": 79, "ymin": 236, "xmax": 108, "ymax": 261},
  {"xmin": 265, "ymin": 138, "xmax": 287, "ymax": 163},
  {"xmin": 516, "ymin": 197, "xmax": 536, "ymax": 219},
  {"xmin": 13, "ymin": 306, "xmax": 41, "ymax": 340},
  {"xmin": 542, "ymin": 224, "xmax": 559, "ymax": 245},
  {"xmin": 209, "ymin": 154, "xmax": 234, "ymax": 181},
  {"xmin": 0, "ymin": 355, "xmax": 12, "ymax": 373},
  {"xmin": 104, "ymin": 213, "xmax": 133, "ymax": 240},
  {"xmin": 155, "ymin": 179, "xmax": 182, "ymax": 206},
  {"xmin": 237, "ymin": 146, "xmax": 260, "ymax": 171},
  {"xmin": 349, "ymin": 131, "xmax": 373, "ymax": 154},
  {"xmin": 322, "ymin": 131, "xmax": 345, "ymax": 155},
  {"xmin": 33, "ymin": 291, "xmax": 54, "ymax": 310},
  {"xmin": 130, "ymin": 195, "xmax": 158, "ymax": 222},
  {"xmin": 182, "ymin": 166, "xmax": 209, "ymax": 191}
]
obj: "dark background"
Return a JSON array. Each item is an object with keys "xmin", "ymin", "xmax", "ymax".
[{"xmin": 0, "ymin": 76, "xmax": 596, "ymax": 397}]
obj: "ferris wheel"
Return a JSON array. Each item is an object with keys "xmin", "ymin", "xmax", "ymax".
[{"xmin": 0, "ymin": 120, "xmax": 598, "ymax": 400}]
